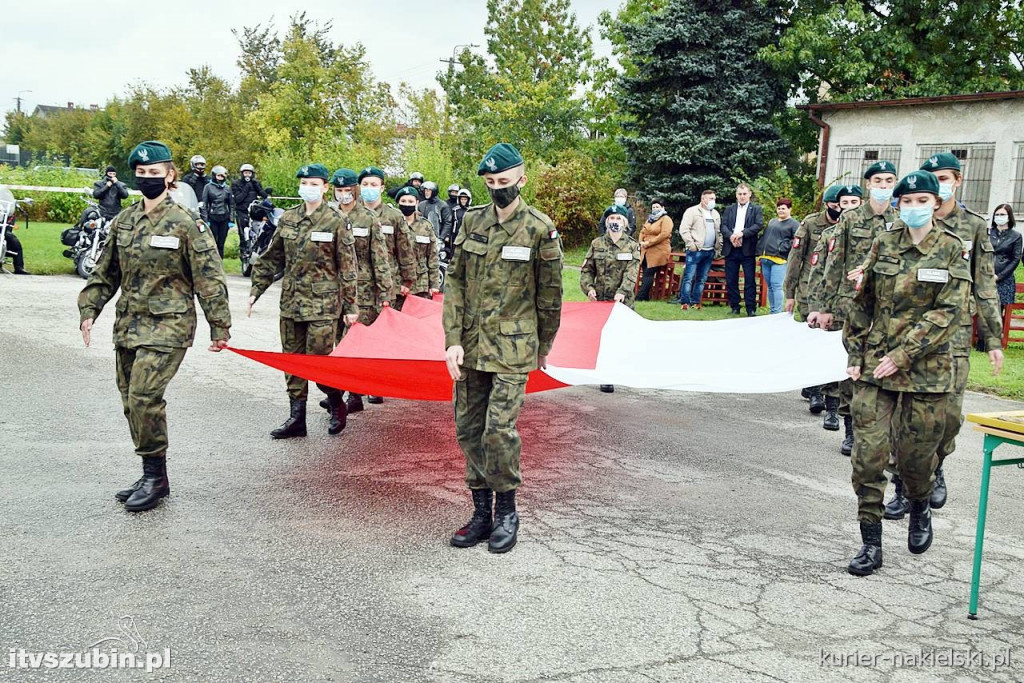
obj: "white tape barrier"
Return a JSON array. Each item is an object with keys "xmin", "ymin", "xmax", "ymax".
[{"xmin": 5, "ymin": 185, "xmax": 302, "ymax": 202}]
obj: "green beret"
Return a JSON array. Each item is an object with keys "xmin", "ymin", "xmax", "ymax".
[
  {"xmin": 893, "ymin": 170, "xmax": 940, "ymax": 197},
  {"xmin": 605, "ymin": 205, "xmax": 629, "ymax": 218},
  {"xmin": 863, "ymin": 160, "xmax": 897, "ymax": 179},
  {"xmin": 920, "ymin": 152, "xmax": 961, "ymax": 173},
  {"xmin": 821, "ymin": 185, "xmax": 842, "ymax": 203},
  {"xmin": 357, "ymin": 166, "xmax": 386, "ymax": 183},
  {"xmin": 330, "ymin": 168, "xmax": 358, "ymax": 187},
  {"xmin": 296, "ymin": 163, "xmax": 329, "ymax": 180},
  {"xmin": 836, "ymin": 184, "xmax": 864, "ymax": 199},
  {"xmin": 128, "ymin": 140, "xmax": 173, "ymax": 169},
  {"xmin": 394, "ymin": 186, "xmax": 420, "ymax": 201},
  {"xmin": 477, "ymin": 143, "xmax": 524, "ymax": 176}
]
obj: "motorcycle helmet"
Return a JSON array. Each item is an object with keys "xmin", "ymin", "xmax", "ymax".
[
  {"xmin": 211, "ymin": 165, "xmax": 228, "ymax": 180},
  {"xmin": 421, "ymin": 181, "xmax": 438, "ymax": 198},
  {"xmin": 447, "ymin": 183, "xmax": 460, "ymax": 194},
  {"xmin": 409, "ymin": 172, "xmax": 424, "ymax": 182},
  {"xmin": 239, "ymin": 163, "xmax": 255, "ymax": 173},
  {"xmin": 190, "ymin": 155, "xmax": 207, "ymax": 172},
  {"xmin": 457, "ymin": 188, "xmax": 472, "ymax": 201}
]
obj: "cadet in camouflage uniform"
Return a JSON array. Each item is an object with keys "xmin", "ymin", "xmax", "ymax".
[
  {"xmin": 783, "ymin": 184, "xmax": 843, "ymax": 414},
  {"xmin": 396, "ymin": 186, "xmax": 441, "ymax": 298},
  {"xmin": 844, "ymin": 170, "xmax": 970, "ymax": 576},
  {"xmin": 883, "ymin": 152, "xmax": 1005, "ymax": 518},
  {"xmin": 809, "ymin": 164, "xmax": 895, "ymax": 453},
  {"xmin": 248, "ymin": 164, "xmax": 358, "ymax": 438},
  {"xmin": 78, "ymin": 140, "xmax": 231, "ymax": 513},
  {"xmin": 443, "ymin": 143, "xmax": 563, "ymax": 554},
  {"xmin": 359, "ymin": 165, "xmax": 417, "ymax": 405},
  {"xmin": 325, "ymin": 168, "xmax": 394, "ymax": 415},
  {"xmin": 580, "ymin": 204, "xmax": 640, "ymax": 394}
]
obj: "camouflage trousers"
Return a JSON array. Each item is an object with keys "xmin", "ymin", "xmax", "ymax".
[
  {"xmin": 822, "ymin": 378, "xmax": 853, "ymax": 416},
  {"xmin": 454, "ymin": 368, "xmax": 527, "ymax": 493},
  {"xmin": 115, "ymin": 346, "xmax": 187, "ymax": 459},
  {"xmin": 851, "ymin": 383, "xmax": 946, "ymax": 523},
  {"xmin": 280, "ymin": 317, "xmax": 341, "ymax": 401},
  {"xmin": 937, "ymin": 356, "xmax": 971, "ymax": 464}
]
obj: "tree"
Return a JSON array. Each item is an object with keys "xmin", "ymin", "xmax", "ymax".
[
  {"xmin": 761, "ymin": 0, "xmax": 1024, "ymax": 103},
  {"xmin": 616, "ymin": 0, "xmax": 789, "ymax": 211},
  {"xmin": 438, "ymin": 0, "xmax": 597, "ymax": 164}
]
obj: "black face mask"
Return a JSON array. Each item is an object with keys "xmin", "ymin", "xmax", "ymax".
[
  {"xmin": 487, "ymin": 181, "xmax": 521, "ymax": 209},
  {"xmin": 826, "ymin": 207, "xmax": 843, "ymax": 221},
  {"xmin": 398, "ymin": 204, "xmax": 417, "ymax": 216},
  {"xmin": 136, "ymin": 176, "xmax": 168, "ymax": 200}
]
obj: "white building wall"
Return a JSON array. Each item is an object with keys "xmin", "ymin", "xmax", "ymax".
[{"xmin": 821, "ymin": 99, "xmax": 1023, "ymax": 216}]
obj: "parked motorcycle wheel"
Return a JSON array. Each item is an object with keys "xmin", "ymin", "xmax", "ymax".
[{"xmin": 76, "ymin": 252, "xmax": 99, "ymax": 279}]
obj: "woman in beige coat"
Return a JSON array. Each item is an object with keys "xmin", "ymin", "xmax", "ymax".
[{"xmin": 637, "ymin": 198, "xmax": 673, "ymax": 300}]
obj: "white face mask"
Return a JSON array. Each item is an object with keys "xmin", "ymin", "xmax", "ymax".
[
  {"xmin": 298, "ymin": 185, "xmax": 323, "ymax": 203},
  {"xmin": 705, "ymin": 200, "xmax": 715, "ymax": 210}
]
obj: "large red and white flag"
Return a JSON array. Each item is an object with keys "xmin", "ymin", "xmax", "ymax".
[{"xmin": 230, "ymin": 296, "xmax": 848, "ymax": 401}]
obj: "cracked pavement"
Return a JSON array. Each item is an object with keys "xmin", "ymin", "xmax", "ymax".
[{"xmin": 1, "ymin": 273, "xmax": 1023, "ymax": 682}]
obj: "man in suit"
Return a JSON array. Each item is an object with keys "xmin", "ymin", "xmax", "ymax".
[{"xmin": 719, "ymin": 183, "xmax": 764, "ymax": 316}]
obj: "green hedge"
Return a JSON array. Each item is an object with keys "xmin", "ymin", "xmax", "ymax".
[{"xmin": 0, "ymin": 165, "xmax": 116, "ymax": 224}]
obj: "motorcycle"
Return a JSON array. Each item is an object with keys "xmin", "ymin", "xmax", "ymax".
[
  {"xmin": 240, "ymin": 190, "xmax": 283, "ymax": 278},
  {"xmin": 438, "ymin": 241, "xmax": 451, "ymax": 292},
  {"xmin": 61, "ymin": 192, "xmax": 109, "ymax": 279},
  {"xmin": 0, "ymin": 186, "xmax": 33, "ymax": 274}
]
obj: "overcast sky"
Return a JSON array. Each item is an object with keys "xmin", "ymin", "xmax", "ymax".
[{"xmin": 3, "ymin": 1, "xmax": 618, "ymax": 118}]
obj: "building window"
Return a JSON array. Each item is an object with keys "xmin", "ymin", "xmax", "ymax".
[
  {"xmin": 833, "ymin": 146, "xmax": 902, "ymax": 188},
  {"xmin": 1012, "ymin": 142, "xmax": 1024, "ymax": 214},
  {"xmin": 918, "ymin": 144, "xmax": 995, "ymax": 214}
]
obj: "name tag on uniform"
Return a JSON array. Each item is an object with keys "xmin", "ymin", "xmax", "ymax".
[
  {"xmin": 918, "ymin": 268, "xmax": 950, "ymax": 283},
  {"xmin": 415, "ymin": 235, "xmax": 431, "ymax": 244},
  {"xmin": 150, "ymin": 235, "xmax": 180, "ymax": 249},
  {"xmin": 885, "ymin": 222, "xmax": 894, "ymax": 231},
  {"xmin": 310, "ymin": 231, "xmax": 333, "ymax": 243},
  {"xmin": 352, "ymin": 227, "xmax": 369, "ymax": 238},
  {"xmin": 963, "ymin": 240, "xmax": 973, "ymax": 252},
  {"xmin": 380, "ymin": 224, "xmax": 395, "ymax": 235},
  {"xmin": 616, "ymin": 252, "xmax": 633, "ymax": 261},
  {"xmin": 501, "ymin": 246, "xmax": 531, "ymax": 261}
]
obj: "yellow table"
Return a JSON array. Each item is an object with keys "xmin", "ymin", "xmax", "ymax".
[{"xmin": 964, "ymin": 411, "xmax": 1024, "ymax": 619}]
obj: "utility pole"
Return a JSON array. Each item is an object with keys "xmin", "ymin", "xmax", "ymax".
[
  {"xmin": 439, "ymin": 44, "xmax": 479, "ymax": 69},
  {"xmin": 14, "ymin": 90, "xmax": 33, "ymax": 113}
]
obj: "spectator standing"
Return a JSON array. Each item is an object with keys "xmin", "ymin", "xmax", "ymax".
[
  {"xmin": 636, "ymin": 197, "xmax": 674, "ymax": 301},
  {"xmin": 92, "ymin": 166, "xmax": 129, "ymax": 220},
  {"xmin": 719, "ymin": 183, "xmax": 764, "ymax": 316},
  {"xmin": 231, "ymin": 163, "xmax": 269, "ymax": 255},
  {"xmin": 598, "ymin": 188, "xmax": 637, "ymax": 236},
  {"xmin": 181, "ymin": 155, "xmax": 209, "ymax": 202},
  {"xmin": 756, "ymin": 198, "xmax": 799, "ymax": 314},
  {"xmin": 418, "ymin": 181, "xmax": 454, "ymax": 243},
  {"xmin": 989, "ymin": 204, "xmax": 1021, "ymax": 313},
  {"xmin": 677, "ymin": 190, "xmax": 722, "ymax": 309},
  {"xmin": 200, "ymin": 165, "xmax": 236, "ymax": 258}
]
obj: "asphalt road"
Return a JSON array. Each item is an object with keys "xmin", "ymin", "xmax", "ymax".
[{"xmin": 1, "ymin": 273, "xmax": 1022, "ymax": 682}]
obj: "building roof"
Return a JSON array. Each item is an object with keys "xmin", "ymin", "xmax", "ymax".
[{"xmin": 798, "ymin": 90, "xmax": 1024, "ymax": 112}]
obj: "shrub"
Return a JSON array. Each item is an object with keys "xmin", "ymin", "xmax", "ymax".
[
  {"xmin": 0, "ymin": 164, "xmax": 108, "ymax": 223},
  {"xmin": 531, "ymin": 151, "xmax": 614, "ymax": 248}
]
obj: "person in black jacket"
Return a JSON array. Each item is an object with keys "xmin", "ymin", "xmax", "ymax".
[
  {"xmin": 200, "ymin": 165, "xmax": 236, "ymax": 257},
  {"xmin": 719, "ymin": 183, "xmax": 764, "ymax": 316},
  {"xmin": 92, "ymin": 166, "xmax": 129, "ymax": 220},
  {"xmin": 417, "ymin": 181, "xmax": 454, "ymax": 242},
  {"xmin": 181, "ymin": 155, "xmax": 209, "ymax": 204},
  {"xmin": 990, "ymin": 204, "xmax": 1021, "ymax": 314},
  {"xmin": 231, "ymin": 163, "xmax": 269, "ymax": 255}
]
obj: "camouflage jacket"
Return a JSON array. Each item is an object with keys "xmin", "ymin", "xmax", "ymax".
[
  {"xmin": 845, "ymin": 226, "xmax": 971, "ymax": 393},
  {"xmin": 78, "ymin": 197, "xmax": 231, "ymax": 348},
  {"xmin": 812, "ymin": 203, "xmax": 898, "ymax": 321},
  {"xmin": 783, "ymin": 211, "xmax": 834, "ymax": 308},
  {"xmin": 579, "ymin": 232, "xmax": 641, "ymax": 308},
  {"xmin": 250, "ymin": 201, "xmax": 357, "ymax": 321},
  {"xmin": 335, "ymin": 202, "xmax": 393, "ymax": 310},
  {"xmin": 364, "ymin": 201, "xmax": 417, "ymax": 298},
  {"xmin": 407, "ymin": 216, "xmax": 440, "ymax": 294},
  {"xmin": 442, "ymin": 200, "xmax": 564, "ymax": 374},
  {"xmin": 934, "ymin": 204, "xmax": 1003, "ymax": 353}
]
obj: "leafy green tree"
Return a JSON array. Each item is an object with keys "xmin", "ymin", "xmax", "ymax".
[{"xmin": 616, "ymin": 0, "xmax": 789, "ymax": 212}]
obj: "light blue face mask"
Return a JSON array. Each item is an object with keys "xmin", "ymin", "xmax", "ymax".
[
  {"xmin": 900, "ymin": 206, "xmax": 933, "ymax": 228},
  {"xmin": 361, "ymin": 186, "xmax": 381, "ymax": 203},
  {"xmin": 938, "ymin": 183, "xmax": 955, "ymax": 201},
  {"xmin": 870, "ymin": 187, "xmax": 894, "ymax": 203},
  {"xmin": 298, "ymin": 185, "xmax": 322, "ymax": 203}
]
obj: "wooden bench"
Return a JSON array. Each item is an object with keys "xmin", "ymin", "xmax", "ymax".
[
  {"xmin": 1001, "ymin": 282, "xmax": 1024, "ymax": 348},
  {"xmin": 639, "ymin": 253, "xmax": 765, "ymax": 307}
]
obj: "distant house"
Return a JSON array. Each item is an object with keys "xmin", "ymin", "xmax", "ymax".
[
  {"xmin": 31, "ymin": 103, "xmax": 100, "ymax": 118},
  {"xmin": 800, "ymin": 91, "xmax": 1024, "ymax": 216}
]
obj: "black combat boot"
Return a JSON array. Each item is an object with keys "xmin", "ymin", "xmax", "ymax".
[
  {"xmin": 124, "ymin": 457, "xmax": 170, "ymax": 512},
  {"xmin": 367, "ymin": 395, "xmax": 384, "ymax": 404},
  {"xmin": 847, "ymin": 521, "xmax": 883, "ymax": 576},
  {"xmin": 319, "ymin": 398, "xmax": 329, "ymax": 410},
  {"xmin": 801, "ymin": 387, "xmax": 811, "ymax": 400},
  {"xmin": 883, "ymin": 475, "xmax": 908, "ymax": 520},
  {"xmin": 327, "ymin": 393, "xmax": 347, "ymax": 435},
  {"xmin": 808, "ymin": 386, "xmax": 825, "ymax": 414},
  {"xmin": 488, "ymin": 490, "xmax": 519, "ymax": 553},
  {"xmin": 270, "ymin": 399, "xmax": 307, "ymax": 439},
  {"xmin": 346, "ymin": 393, "xmax": 364, "ymax": 413},
  {"xmin": 450, "ymin": 488, "xmax": 493, "ymax": 548},
  {"xmin": 822, "ymin": 396, "xmax": 840, "ymax": 431},
  {"xmin": 115, "ymin": 471, "xmax": 171, "ymax": 503},
  {"xmin": 599, "ymin": 385, "xmax": 614, "ymax": 393},
  {"xmin": 930, "ymin": 467, "xmax": 947, "ymax": 509},
  {"xmin": 840, "ymin": 416, "xmax": 854, "ymax": 456},
  {"xmin": 908, "ymin": 499, "xmax": 933, "ymax": 554}
]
